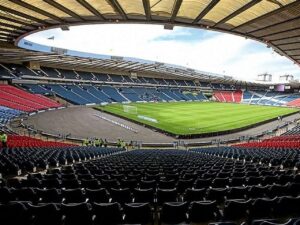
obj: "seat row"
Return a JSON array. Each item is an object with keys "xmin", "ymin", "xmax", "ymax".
[
  {"xmin": 1, "ymin": 183, "xmax": 300, "ymax": 205},
  {"xmin": 1, "ymin": 198, "xmax": 300, "ymax": 225},
  {"xmin": 4, "ymin": 173, "xmax": 300, "ymax": 191}
]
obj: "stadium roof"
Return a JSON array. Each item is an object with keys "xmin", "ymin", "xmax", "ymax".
[
  {"xmin": 0, "ymin": 46, "xmax": 267, "ymax": 86},
  {"xmin": 0, "ymin": 0, "xmax": 300, "ymax": 66}
]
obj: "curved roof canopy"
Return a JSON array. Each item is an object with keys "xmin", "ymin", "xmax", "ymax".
[{"xmin": 0, "ymin": 0, "xmax": 300, "ymax": 65}]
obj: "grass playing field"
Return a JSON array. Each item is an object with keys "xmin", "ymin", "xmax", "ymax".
[{"xmin": 96, "ymin": 102, "xmax": 299, "ymax": 135}]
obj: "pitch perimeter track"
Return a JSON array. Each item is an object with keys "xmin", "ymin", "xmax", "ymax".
[{"xmin": 23, "ymin": 106, "xmax": 300, "ymax": 144}]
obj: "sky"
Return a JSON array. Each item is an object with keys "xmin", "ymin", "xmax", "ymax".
[{"xmin": 21, "ymin": 24, "xmax": 300, "ymax": 82}]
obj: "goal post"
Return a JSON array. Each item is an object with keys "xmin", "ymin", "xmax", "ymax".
[{"xmin": 123, "ymin": 105, "xmax": 137, "ymax": 114}]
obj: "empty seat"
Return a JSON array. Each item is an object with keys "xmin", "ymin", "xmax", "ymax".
[
  {"xmin": 110, "ymin": 188, "xmax": 132, "ymax": 204},
  {"xmin": 36, "ymin": 188, "xmax": 61, "ymax": 203},
  {"xmin": 86, "ymin": 188, "xmax": 110, "ymax": 203},
  {"xmin": 140, "ymin": 180, "xmax": 157, "ymax": 189},
  {"xmin": 158, "ymin": 180, "xmax": 176, "ymax": 189},
  {"xmin": 93, "ymin": 202, "xmax": 123, "ymax": 225},
  {"xmin": 231, "ymin": 177, "xmax": 246, "ymax": 186},
  {"xmin": 61, "ymin": 179, "xmax": 80, "ymax": 189},
  {"xmin": 81, "ymin": 179, "xmax": 100, "ymax": 189},
  {"xmin": 157, "ymin": 188, "xmax": 178, "ymax": 204},
  {"xmin": 29, "ymin": 203, "xmax": 62, "ymax": 225},
  {"xmin": 212, "ymin": 178, "xmax": 229, "ymax": 188},
  {"xmin": 133, "ymin": 188, "xmax": 155, "ymax": 203},
  {"xmin": 249, "ymin": 198, "xmax": 278, "ymax": 219},
  {"xmin": 0, "ymin": 201, "xmax": 31, "ymax": 225},
  {"xmin": 194, "ymin": 178, "xmax": 212, "ymax": 188},
  {"xmin": 267, "ymin": 184, "xmax": 289, "ymax": 198},
  {"xmin": 41, "ymin": 178, "xmax": 61, "ymax": 189},
  {"xmin": 206, "ymin": 188, "xmax": 227, "ymax": 203},
  {"xmin": 183, "ymin": 188, "xmax": 205, "ymax": 202},
  {"xmin": 62, "ymin": 202, "xmax": 92, "ymax": 225},
  {"xmin": 248, "ymin": 185, "xmax": 268, "ymax": 198},
  {"xmin": 14, "ymin": 188, "xmax": 38, "ymax": 203},
  {"xmin": 101, "ymin": 179, "xmax": 120, "ymax": 190},
  {"xmin": 124, "ymin": 203, "xmax": 153, "ymax": 224},
  {"xmin": 177, "ymin": 179, "xmax": 194, "ymax": 193},
  {"xmin": 160, "ymin": 202, "xmax": 188, "ymax": 224},
  {"xmin": 62, "ymin": 188, "xmax": 85, "ymax": 203},
  {"xmin": 223, "ymin": 199, "xmax": 251, "ymax": 220},
  {"xmin": 273, "ymin": 196, "xmax": 300, "ymax": 217},
  {"xmin": 0, "ymin": 187, "xmax": 15, "ymax": 203},
  {"xmin": 226, "ymin": 186, "xmax": 247, "ymax": 200},
  {"xmin": 188, "ymin": 201, "xmax": 219, "ymax": 223},
  {"xmin": 120, "ymin": 179, "xmax": 138, "ymax": 191},
  {"xmin": 247, "ymin": 177, "xmax": 263, "ymax": 186}
]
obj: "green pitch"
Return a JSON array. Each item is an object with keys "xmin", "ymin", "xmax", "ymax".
[{"xmin": 96, "ymin": 102, "xmax": 298, "ymax": 135}]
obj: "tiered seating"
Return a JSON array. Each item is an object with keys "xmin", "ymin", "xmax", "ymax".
[
  {"xmin": 40, "ymin": 67, "xmax": 60, "ymax": 78},
  {"xmin": 0, "ymin": 135, "xmax": 75, "ymax": 148},
  {"xmin": 160, "ymin": 89, "xmax": 181, "ymax": 101},
  {"xmin": 86, "ymin": 86, "xmax": 112, "ymax": 103},
  {"xmin": 214, "ymin": 91, "xmax": 225, "ymax": 102},
  {"xmin": 245, "ymin": 91, "xmax": 300, "ymax": 106},
  {"xmin": 0, "ymin": 149, "xmax": 299, "ymax": 225},
  {"xmin": 47, "ymin": 85, "xmax": 90, "ymax": 105},
  {"xmin": 193, "ymin": 146, "xmax": 300, "ymax": 168},
  {"xmin": 223, "ymin": 91, "xmax": 233, "ymax": 102},
  {"xmin": 22, "ymin": 84, "xmax": 50, "ymax": 94},
  {"xmin": 0, "ymin": 98, "xmax": 33, "ymax": 112},
  {"xmin": 233, "ymin": 90, "xmax": 242, "ymax": 102},
  {"xmin": 284, "ymin": 124, "xmax": 300, "ymax": 135},
  {"xmin": 0, "ymin": 146, "xmax": 123, "ymax": 175},
  {"xmin": 214, "ymin": 90, "xmax": 242, "ymax": 103},
  {"xmin": 119, "ymin": 87, "xmax": 142, "ymax": 102},
  {"xmin": 173, "ymin": 89, "xmax": 190, "ymax": 100},
  {"xmin": 243, "ymin": 91, "xmax": 252, "ymax": 104},
  {"xmin": 57, "ymin": 69, "xmax": 78, "ymax": 79},
  {"xmin": 30, "ymin": 83, "xmax": 206, "ymax": 105},
  {"xmin": 0, "ymin": 63, "xmax": 206, "ymax": 88},
  {"xmin": 101, "ymin": 86, "xmax": 127, "ymax": 102},
  {"xmin": 0, "ymin": 106, "xmax": 22, "ymax": 126},
  {"xmin": 235, "ymin": 135, "xmax": 300, "ymax": 149},
  {"xmin": 287, "ymin": 98, "xmax": 300, "ymax": 107},
  {"xmin": 0, "ymin": 85, "xmax": 61, "ymax": 111},
  {"xmin": 70, "ymin": 85, "xmax": 102, "ymax": 104}
]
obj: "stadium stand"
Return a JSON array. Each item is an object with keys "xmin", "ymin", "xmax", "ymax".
[
  {"xmin": 287, "ymin": 98, "xmax": 300, "ymax": 107},
  {"xmin": 1, "ymin": 63, "xmax": 300, "ymax": 107},
  {"xmin": 284, "ymin": 124, "xmax": 300, "ymax": 135},
  {"xmin": 22, "ymin": 83, "xmax": 207, "ymax": 105},
  {"xmin": 0, "ymin": 149, "xmax": 299, "ymax": 225},
  {"xmin": 234, "ymin": 135, "xmax": 300, "ymax": 149},
  {"xmin": 214, "ymin": 90, "xmax": 242, "ymax": 103},
  {"xmin": 0, "ymin": 135, "xmax": 75, "ymax": 148},
  {"xmin": 1, "ymin": 1, "xmax": 300, "ymax": 223},
  {"xmin": 0, "ymin": 146, "xmax": 123, "ymax": 175},
  {"xmin": 0, "ymin": 106, "xmax": 22, "ymax": 127},
  {"xmin": 0, "ymin": 85, "xmax": 61, "ymax": 111}
]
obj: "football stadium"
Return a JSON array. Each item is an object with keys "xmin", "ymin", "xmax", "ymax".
[{"xmin": 1, "ymin": 1, "xmax": 300, "ymax": 225}]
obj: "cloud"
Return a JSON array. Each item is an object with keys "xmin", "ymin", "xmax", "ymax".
[{"xmin": 23, "ymin": 24, "xmax": 300, "ymax": 82}]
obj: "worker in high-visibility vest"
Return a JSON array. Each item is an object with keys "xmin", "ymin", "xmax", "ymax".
[
  {"xmin": 94, "ymin": 138, "xmax": 101, "ymax": 147},
  {"xmin": 82, "ymin": 138, "xmax": 89, "ymax": 146},
  {"xmin": 0, "ymin": 132, "xmax": 7, "ymax": 148}
]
